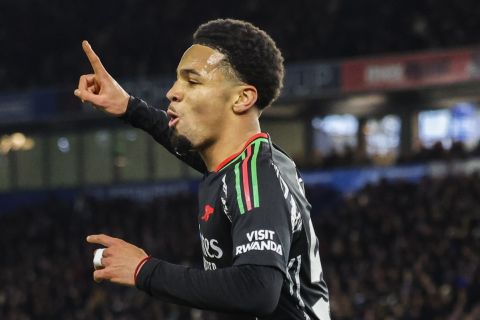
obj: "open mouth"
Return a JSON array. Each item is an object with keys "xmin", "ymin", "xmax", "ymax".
[{"xmin": 167, "ymin": 109, "xmax": 180, "ymax": 128}]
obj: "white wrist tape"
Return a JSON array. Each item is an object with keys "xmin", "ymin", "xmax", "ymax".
[{"xmin": 93, "ymin": 248, "xmax": 105, "ymax": 269}]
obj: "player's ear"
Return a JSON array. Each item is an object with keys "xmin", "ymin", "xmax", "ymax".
[{"xmin": 232, "ymin": 85, "xmax": 257, "ymax": 114}]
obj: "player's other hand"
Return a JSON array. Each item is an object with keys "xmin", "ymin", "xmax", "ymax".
[
  {"xmin": 74, "ymin": 41, "xmax": 130, "ymax": 116},
  {"xmin": 86, "ymin": 234, "xmax": 148, "ymax": 286}
]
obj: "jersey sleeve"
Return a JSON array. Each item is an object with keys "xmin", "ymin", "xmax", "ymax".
[
  {"xmin": 227, "ymin": 143, "xmax": 292, "ymax": 275},
  {"xmin": 119, "ymin": 96, "xmax": 206, "ymax": 173},
  {"xmin": 136, "ymin": 260, "xmax": 283, "ymax": 316}
]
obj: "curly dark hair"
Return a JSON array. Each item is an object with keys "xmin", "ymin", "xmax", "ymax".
[{"xmin": 193, "ymin": 19, "xmax": 284, "ymax": 110}]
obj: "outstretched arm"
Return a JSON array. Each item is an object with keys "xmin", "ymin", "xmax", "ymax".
[{"xmin": 87, "ymin": 234, "xmax": 282, "ymax": 317}]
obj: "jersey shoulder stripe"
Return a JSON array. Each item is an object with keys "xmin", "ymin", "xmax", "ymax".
[{"xmin": 225, "ymin": 137, "xmax": 269, "ymax": 214}]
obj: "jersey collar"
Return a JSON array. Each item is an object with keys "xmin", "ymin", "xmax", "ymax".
[{"xmin": 214, "ymin": 132, "xmax": 269, "ymax": 172}]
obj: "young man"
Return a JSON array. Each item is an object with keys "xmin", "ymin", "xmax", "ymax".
[{"xmin": 75, "ymin": 19, "xmax": 330, "ymax": 319}]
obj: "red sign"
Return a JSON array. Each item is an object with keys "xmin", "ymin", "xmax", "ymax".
[{"xmin": 341, "ymin": 49, "xmax": 474, "ymax": 92}]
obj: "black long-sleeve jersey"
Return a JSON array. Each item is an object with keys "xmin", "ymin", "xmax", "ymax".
[{"xmin": 122, "ymin": 96, "xmax": 331, "ymax": 320}]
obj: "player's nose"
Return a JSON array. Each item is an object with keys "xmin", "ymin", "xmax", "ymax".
[{"xmin": 166, "ymin": 81, "xmax": 183, "ymax": 103}]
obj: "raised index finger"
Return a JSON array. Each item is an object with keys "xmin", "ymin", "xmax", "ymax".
[
  {"xmin": 86, "ymin": 234, "xmax": 117, "ymax": 247},
  {"xmin": 82, "ymin": 40, "xmax": 108, "ymax": 76}
]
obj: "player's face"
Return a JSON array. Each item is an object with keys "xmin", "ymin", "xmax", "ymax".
[{"xmin": 166, "ymin": 44, "xmax": 240, "ymax": 154}]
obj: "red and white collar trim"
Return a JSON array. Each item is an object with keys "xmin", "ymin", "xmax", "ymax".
[{"xmin": 214, "ymin": 133, "xmax": 269, "ymax": 172}]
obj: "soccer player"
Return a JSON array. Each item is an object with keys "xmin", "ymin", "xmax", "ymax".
[{"xmin": 75, "ymin": 19, "xmax": 330, "ymax": 319}]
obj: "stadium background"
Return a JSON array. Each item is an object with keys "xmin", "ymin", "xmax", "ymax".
[{"xmin": 1, "ymin": 0, "xmax": 480, "ymax": 319}]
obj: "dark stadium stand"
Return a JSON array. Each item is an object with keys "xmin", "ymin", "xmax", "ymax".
[
  {"xmin": 1, "ymin": 0, "xmax": 480, "ymax": 91},
  {"xmin": 313, "ymin": 174, "xmax": 480, "ymax": 319},
  {"xmin": 1, "ymin": 172, "xmax": 480, "ymax": 319}
]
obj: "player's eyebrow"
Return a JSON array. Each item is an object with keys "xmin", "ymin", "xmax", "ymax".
[{"xmin": 178, "ymin": 68, "xmax": 203, "ymax": 78}]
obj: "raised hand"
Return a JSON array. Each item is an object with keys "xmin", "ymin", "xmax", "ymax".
[{"xmin": 74, "ymin": 41, "xmax": 130, "ymax": 116}]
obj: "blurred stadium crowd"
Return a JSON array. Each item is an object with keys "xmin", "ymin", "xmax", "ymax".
[
  {"xmin": 1, "ymin": 172, "xmax": 480, "ymax": 319},
  {"xmin": 1, "ymin": 0, "xmax": 480, "ymax": 91},
  {"xmin": 313, "ymin": 174, "xmax": 480, "ymax": 319}
]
